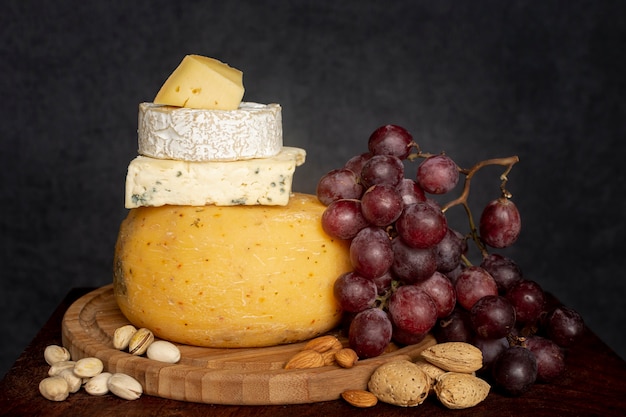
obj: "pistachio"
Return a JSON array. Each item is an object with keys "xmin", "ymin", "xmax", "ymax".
[
  {"xmin": 128, "ymin": 328, "xmax": 154, "ymax": 355},
  {"xmin": 44, "ymin": 345, "xmax": 71, "ymax": 366},
  {"xmin": 84, "ymin": 372, "xmax": 112, "ymax": 396},
  {"xmin": 48, "ymin": 360, "xmax": 76, "ymax": 377},
  {"xmin": 73, "ymin": 357, "xmax": 104, "ymax": 378},
  {"xmin": 108, "ymin": 373, "xmax": 143, "ymax": 400},
  {"xmin": 39, "ymin": 376, "xmax": 70, "ymax": 401},
  {"xmin": 113, "ymin": 324, "xmax": 138, "ymax": 350},
  {"xmin": 146, "ymin": 340, "xmax": 181, "ymax": 363},
  {"xmin": 59, "ymin": 368, "xmax": 82, "ymax": 393}
]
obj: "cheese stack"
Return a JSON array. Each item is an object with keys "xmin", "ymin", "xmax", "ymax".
[
  {"xmin": 124, "ymin": 54, "xmax": 305, "ymax": 208},
  {"xmin": 114, "ymin": 56, "xmax": 352, "ymax": 348}
]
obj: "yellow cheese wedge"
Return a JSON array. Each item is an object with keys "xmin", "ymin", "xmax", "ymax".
[
  {"xmin": 113, "ymin": 193, "xmax": 352, "ymax": 348},
  {"xmin": 154, "ymin": 55, "xmax": 244, "ymax": 110}
]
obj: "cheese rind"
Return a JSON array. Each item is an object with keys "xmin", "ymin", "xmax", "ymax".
[
  {"xmin": 153, "ymin": 55, "xmax": 244, "ymax": 110},
  {"xmin": 125, "ymin": 147, "xmax": 306, "ymax": 208},
  {"xmin": 138, "ymin": 102, "xmax": 282, "ymax": 162},
  {"xmin": 113, "ymin": 193, "xmax": 352, "ymax": 348}
]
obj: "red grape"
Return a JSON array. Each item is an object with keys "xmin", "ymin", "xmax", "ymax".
[
  {"xmin": 525, "ymin": 336, "xmax": 566, "ymax": 382},
  {"xmin": 544, "ymin": 306, "xmax": 585, "ymax": 348},
  {"xmin": 505, "ymin": 279, "xmax": 546, "ymax": 326},
  {"xmin": 435, "ymin": 228, "xmax": 466, "ymax": 273},
  {"xmin": 395, "ymin": 202, "xmax": 447, "ymax": 248},
  {"xmin": 349, "ymin": 226, "xmax": 393, "ymax": 279},
  {"xmin": 360, "ymin": 154, "xmax": 404, "ymax": 188},
  {"xmin": 333, "ymin": 271, "xmax": 378, "ymax": 313},
  {"xmin": 455, "ymin": 266, "xmax": 498, "ymax": 310},
  {"xmin": 396, "ymin": 178, "xmax": 426, "ymax": 206},
  {"xmin": 470, "ymin": 295, "xmax": 516, "ymax": 339},
  {"xmin": 344, "ymin": 152, "xmax": 372, "ymax": 176},
  {"xmin": 391, "ymin": 237, "xmax": 437, "ymax": 284},
  {"xmin": 321, "ymin": 199, "xmax": 369, "ymax": 240},
  {"xmin": 480, "ymin": 253, "xmax": 523, "ymax": 293},
  {"xmin": 492, "ymin": 346, "xmax": 537, "ymax": 396},
  {"xmin": 479, "ymin": 197, "xmax": 522, "ymax": 248},
  {"xmin": 417, "ymin": 154, "xmax": 459, "ymax": 194},
  {"xmin": 413, "ymin": 271, "xmax": 457, "ymax": 318},
  {"xmin": 370, "ymin": 270, "xmax": 393, "ymax": 295},
  {"xmin": 360, "ymin": 184, "xmax": 403, "ymax": 227},
  {"xmin": 367, "ymin": 124, "xmax": 414, "ymax": 159},
  {"xmin": 348, "ymin": 308, "xmax": 393, "ymax": 358},
  {"xmin": 474, "ymin": 336, "xmax": 509, "ymax": 373},
  {"xmin": 316, "ymin": 168, "xmax": 364, "ymax": 205},
  {"xmin": 392, "ymin": 326, "xmax": 428, "ymax": 346},
  {"xmin": 388, "ymin": 285, "xmax": 438, "ymax": 335},
  {"xmin": 434, "ymin": 308, "xmax": 474, "ymax": 343}
]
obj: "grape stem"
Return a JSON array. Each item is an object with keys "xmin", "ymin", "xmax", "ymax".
[{"xmin": 437, "ymin": 155, "xmax": 520, "ymax": 258}]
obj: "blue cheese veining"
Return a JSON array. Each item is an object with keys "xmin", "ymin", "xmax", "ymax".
[{"xmin": 125, "ymin": 147, "xmax": 306, "ymax": 208}]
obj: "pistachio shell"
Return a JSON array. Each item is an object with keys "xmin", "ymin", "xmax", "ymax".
[
  {"xmin": 44, "ymin": 345, "xmax": 71, "ymax": 366},
  {"xmin": 108, "ymin": 373, "xmax": 143, "ymax": 400},
  {"xmin": 39, "ymin": 376, "xmax": 70, "ymax": 401},
  {"xmin": 146, "ymin": 340, "xmax": 181, "ymax": 363}
]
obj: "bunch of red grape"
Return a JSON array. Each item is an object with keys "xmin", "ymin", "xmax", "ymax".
[{"xmin": 316, "ymin": 124, "xmax": 585, "ymax": 396}]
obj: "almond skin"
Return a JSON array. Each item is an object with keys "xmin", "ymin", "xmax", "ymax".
[
  {"xmin": 284, "ymin": 350, "xmax": 325, "ymax": 369},
  {"xmin": 304, "ymin": 335, "xmax": 343, "ymax": 353},
  {"xmin": 435, "ymin": 372, "xmax": 490, "ymax": 409},
  {"xmin": 420, "ymin": 342, "xmax": 483, "ymax": 373},
  {"xmin": 341, "ymin": 390, "xmax": 378, "ymax": 408},
  {"xmin": 335, "ymin": 348, "xmax": 359, "ymax": 368}
]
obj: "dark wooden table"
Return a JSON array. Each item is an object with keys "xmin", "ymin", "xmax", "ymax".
[{"xmin": 1, "ymin": 288, "xmax": 625, "ymax": 417}]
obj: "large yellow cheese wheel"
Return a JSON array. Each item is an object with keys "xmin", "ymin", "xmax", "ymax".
[{"xmin": 113, "ymin": 193, "xmax": 351, "ymax": 348}]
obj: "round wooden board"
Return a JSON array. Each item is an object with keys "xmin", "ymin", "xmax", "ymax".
[{"xmin": 61, "ymin": 285, "xmax": 437, "ymax": 405}]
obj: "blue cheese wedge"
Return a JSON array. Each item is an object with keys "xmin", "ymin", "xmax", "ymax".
[
  {"xmin": 138, "ymin": 102, "xmax": 283, "ymax": 162},
  {"xmin": 125, "ymin": 147, "xmax": 306, "ymax": 208}
]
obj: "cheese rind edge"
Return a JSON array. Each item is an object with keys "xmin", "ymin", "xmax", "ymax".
[{"xmin": 138, "ymin": 102, "xmax": 282, "ymax": 162}]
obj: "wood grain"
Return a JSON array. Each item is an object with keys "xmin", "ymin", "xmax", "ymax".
[{"xmin": 61, "ymin": 285, "xmax": 436, "ymax": 405}]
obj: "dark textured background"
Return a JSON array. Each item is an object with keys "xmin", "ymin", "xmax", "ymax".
[{"xmin": 1, "ymin": 0, "xmax": 625, "ymax": 378}]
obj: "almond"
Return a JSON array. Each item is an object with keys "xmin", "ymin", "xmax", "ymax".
[
  {"xmin": 335, "ymin": 348, "xmax": 358, "ymax": 368},
  {"xmin": 368, "ymin": 360, "xmax": 430, "ymax": 407},
  {"xmin": 341, "ymin": 389, "xmax": 378, "ymax": 408},
  {"xmin": 420, "ymin": 342, "xmax": 483, "ymax": 373},
  {"xmin": 284, "ymin": 349, "xmax": 325, "ymax": 369},
  {"xmin": 322, "ymin": 348, "xmax": 340, "ymax": 366},
  {"xmin": 303, "ymin": 335, "xmax": 343, "ymax": 353},
  {"xmin": 435, "ymin": 372, "xmax": 490, "ymax": 409}
]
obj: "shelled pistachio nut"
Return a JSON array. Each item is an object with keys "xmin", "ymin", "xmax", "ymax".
[
  {"xmin": 84, "ymin": 372, "xmax": 113, "ymax": 396},
  {"xmin": 108, "ymin": 373, "xmax": 143, "ymax": 400},
  {"xmin": 73, "ymin": 357, "xmax": 104, "ymax": 378},
  {"xmin": 146, "ymin": 340, "xmax": 181, "ymax": 364},
  {"xmin": 39, "ymin": 376, "xmax": 70, "ymax": 401},
  {"xmin": 44, "ymin": 345, "xmax": 71, "ymax": 366},
  {"xmin": 128, "ymin": 328, "xmax": 154, "ymax": 355}
]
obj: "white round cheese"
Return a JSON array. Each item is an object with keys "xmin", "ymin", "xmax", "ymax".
[{"xmin": 137, "ymin": 102, "xmax": 283, "ymax": 162}]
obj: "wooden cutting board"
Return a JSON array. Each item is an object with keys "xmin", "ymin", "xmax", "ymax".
[{"xmin": 61, "ymin": 285, "xmax": 437, "ymax": 405}]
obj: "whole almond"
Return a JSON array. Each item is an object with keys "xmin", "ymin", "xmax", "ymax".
[
  {"xmin": 414, "ymin": 358, "xmax": 446, "ymax": 392},
  {"xmin": 435, "ymin": 372, "xmax": 490, "ymax": 409},
  {"xmin": 322, "ymin": 348, "xmax": 341, "ymax": 366},
  {"xmin": 368, "ymin": 360, "xmax": 430, "ymax": 407},
  {"xmin": 284, "ymin": 350, "xmax": 325, "ymax": 369},
  {"xmin": 303, "ymin": 335, "xmax": 343, "ymax": 353},
  {"xmin": 420, "ymin": 342, "xmax": 483, "ymax": 373},
  {"xmin": 335, "ymin": 348, "xmax": 358, "ymax": 368},
  {"xmin": 341, "ymin": 389, "xmax": 378, "ymax": 408}
]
